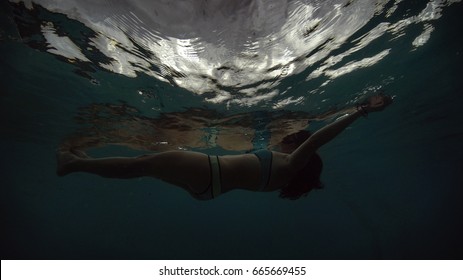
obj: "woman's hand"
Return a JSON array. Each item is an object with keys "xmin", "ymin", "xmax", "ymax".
[{"xmin": 364, "ymin": 93, "xmax": 393, "ymax": 113}]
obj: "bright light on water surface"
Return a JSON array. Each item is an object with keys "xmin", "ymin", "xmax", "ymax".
[{"xmin": 9, "ymin": 0, "xmax": 461, "ymax": 108}]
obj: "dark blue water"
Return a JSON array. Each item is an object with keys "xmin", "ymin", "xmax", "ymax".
[{"xmin": 1, "ymin": 1, "xmax": 462, "ymax": 259}]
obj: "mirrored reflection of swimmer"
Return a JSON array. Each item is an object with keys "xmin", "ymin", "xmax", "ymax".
[
  {"xmin": 62, "ymin": 105, "xmax": 313, "ymax": 152},
  {"xmin": 57, "ymin": 94, "xmax": 392, "ymax": 200}
]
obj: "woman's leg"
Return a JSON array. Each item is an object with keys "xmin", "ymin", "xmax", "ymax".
[
  {"xmin": 56, "ymin": 149, "xmax": 211, "ymax": 192},
  {"xmin": 57, "ymin": 151, "xmax": 150, "ymax": 178}
]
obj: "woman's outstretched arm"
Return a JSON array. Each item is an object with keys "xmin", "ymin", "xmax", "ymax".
[{"xmin": 288, "ymin": 94, "xmax": 393, "ymax": 169}]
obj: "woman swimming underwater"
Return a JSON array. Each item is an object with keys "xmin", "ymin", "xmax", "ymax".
[{"xmin": 57, "ymin": 94, "xmax": 392, "ymax": 200}]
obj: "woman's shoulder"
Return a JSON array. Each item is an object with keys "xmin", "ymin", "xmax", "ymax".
[{"xmin": 271, "ymin": 150, "xmax": 290, "ymax": 160}]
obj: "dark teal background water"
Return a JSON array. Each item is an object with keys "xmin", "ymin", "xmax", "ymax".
[{"xmin": 1, "ymin": 2, "xmax": 462, "ymax": 259}]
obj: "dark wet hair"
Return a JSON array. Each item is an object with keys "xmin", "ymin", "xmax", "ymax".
[{"xmin": 278, "ymin": 130, "xmax": 324, "ymax": 200}]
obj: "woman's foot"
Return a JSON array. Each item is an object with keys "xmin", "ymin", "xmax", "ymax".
[{"xmin": 56, "ymin": 149, "xmax": 88, "ymax": 176}]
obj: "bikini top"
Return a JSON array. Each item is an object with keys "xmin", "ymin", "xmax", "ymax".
[{"xmin": 253, "ymin": 149, "xmax": 273, "ymax": 191}]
